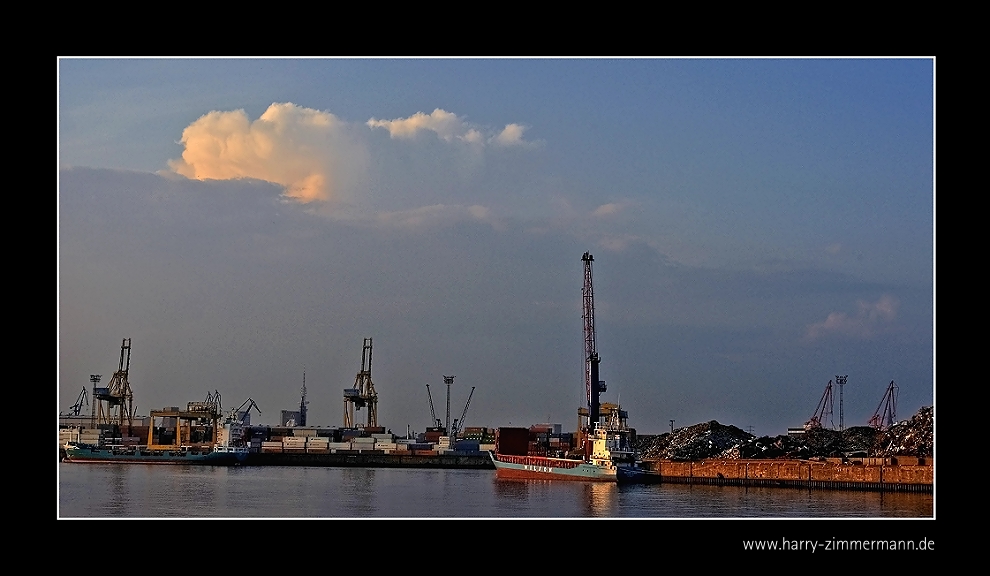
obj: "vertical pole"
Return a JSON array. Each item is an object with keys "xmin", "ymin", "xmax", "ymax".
[{"xmin": 836, "ymin": 375, "xmax": 847, "ymax": 431}]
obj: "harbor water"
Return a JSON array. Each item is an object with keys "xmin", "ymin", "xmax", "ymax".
[{"xmin": 58, "ymin": 462, "xmax": 933, "ymax": 519}]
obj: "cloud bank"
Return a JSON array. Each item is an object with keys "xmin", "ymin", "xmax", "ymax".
[
  {"xmin": 169, "ymin": 104, "xmax": 535, "ymax": 210},
  {"xmin": 805, "ymin": 294, "xmax": 899, "ymax": 340}
]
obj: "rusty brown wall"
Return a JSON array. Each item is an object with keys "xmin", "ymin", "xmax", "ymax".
[{"xmin": 650, "ymin": 459, "xmax": 932, "ymax": 486}]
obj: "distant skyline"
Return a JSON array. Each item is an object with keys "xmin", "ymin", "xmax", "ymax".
[{"xmin": 58, "ymin": 57, "xmax": 934, "ymax": 435}]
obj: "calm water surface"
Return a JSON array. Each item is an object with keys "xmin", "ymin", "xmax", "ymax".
[{"xmin": 58, "ymin": 463, "xmax": 934, "ymax": 519}]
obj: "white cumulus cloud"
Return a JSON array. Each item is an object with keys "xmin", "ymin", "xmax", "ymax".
[
  {"xmin": 367, "ymin": 108, "xmax": 533, "ymax": 147},
  {"xmin": 805, "ymin": 294, "xmax": 900, "ymax": 340},
  {"xmin": 168, "ymin": 102, "xmax": 368, "ymax": 203}
]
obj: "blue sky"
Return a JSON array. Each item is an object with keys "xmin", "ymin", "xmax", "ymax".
[{"xmin": 57, "ymin": 57, "xmax": 934, "ymax": 435}]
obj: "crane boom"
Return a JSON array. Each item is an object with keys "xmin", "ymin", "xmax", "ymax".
[
  {"xmin": 451, "ymin": 386, "xmax": 476, "ymax": 438},
  {"xmin": 231, "ymin": 397, "xmax": 261, "ymax": 423},
  {"xmin": 426, "ymin": 384, "xmax": 441, "ymax": 429}
]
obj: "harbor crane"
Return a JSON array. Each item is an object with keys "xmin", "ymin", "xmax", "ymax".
[
  {"xmin": 344, "ymin": 338, "xmax": 378, "ymax": 428},
  {"xmin": 581, "ymin": 252, "xmax": 605, "ymax": 432},
  {"xmin": 450, "ymin": 386, "xmax": 476, "ymax": 438},
  {"xmin": 426, "ymin": 384, "xmax": 443, "ymax": 431},
  {"xmin": 805, "ymin": 379, "xmax": 835, "ymax": 430},
  {"xmin": 62, "ymin": 386, "xmax": 90, "ymax": 417},
  {"xmin": 91, "ymin": 338, "xmax": 135, "ymax": 437},
  {"xmin": 426, "ymin": 378, "xmax": 475, "ymax": 438},
  {"xmin": 869, "ymin": 380, "xmax": 898, "ymax": 430},
  {"xmin": 230, "ymin": 397, "xmax": 262, "ymax": 425}
]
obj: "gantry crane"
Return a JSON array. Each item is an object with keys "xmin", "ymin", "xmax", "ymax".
[
  {"xmin": 805, "ymin": 379, "xmax": 835, "ymax": 430},
  {"xmin": 91, "ymin": 339, "xmax": 135, "ymax": 437},
  {"xmin": 344, "ymin": 338, "xmax": 378, "ymax": 428},
  {"xmin": 581, "ymin": 252, "xmax": 605, "ymax": 431},
  {"xmin": 869, "ymin": 380, "xmax": 898, "ymax": 430}
]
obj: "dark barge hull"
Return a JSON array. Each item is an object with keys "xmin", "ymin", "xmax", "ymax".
[{"xmin": 245, "ymin": 452, "xmax": 495, "ymax": 469}]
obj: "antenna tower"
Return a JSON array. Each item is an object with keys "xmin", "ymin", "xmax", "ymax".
[
  {"xmin": 299, "ymin": 368, "xmax": 308, "ymax": 427},
  {"xmin": 443, "ymin": 375, "xmax": 454, "ymax": 436},
  {"xmin": 836, "ymin": 374, "xmax": 847, "ymax": 431}
]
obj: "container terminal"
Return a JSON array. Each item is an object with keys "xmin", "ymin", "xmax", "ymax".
[{"xmin": 59, "ymin": 253, "xmax": 932, "ymax": 490}]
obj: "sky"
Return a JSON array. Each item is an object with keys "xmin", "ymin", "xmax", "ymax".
[{"xmin": 57, "ymin": 57, "xmax": 934, "ymax": 436}]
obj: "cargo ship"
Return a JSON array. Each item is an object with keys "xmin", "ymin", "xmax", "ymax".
[
  {"xmin": 61, "ymin": 442, "xmax": 248, "ymax": 465},
  {"xmin": 62, "ymin": 405, "xmax": 249, "ymax": 466},
  {"xmin": 490, "ymin": 424, "xmax": 634, "ymax": 481},
  {"xmin": 491, "ymin": 252, "xmax": 640, "ymax": 482}
]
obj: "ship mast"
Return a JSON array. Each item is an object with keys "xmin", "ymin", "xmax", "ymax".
[{"xmin": 582, "ymin": 252, "xmax": 604, "ymax": 430}]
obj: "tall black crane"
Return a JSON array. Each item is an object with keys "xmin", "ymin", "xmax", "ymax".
[{"xmin": 582, "ymin": 252, "xmax": 605, "ymax": 430}]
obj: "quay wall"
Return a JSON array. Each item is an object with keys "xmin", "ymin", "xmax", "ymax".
[
  {"xmin": 646, "ymin": 459, "xmax": 933, "ymax": 492},
  {"xmin": 246, "ymin": 451, "xmax": 494, "ymax": 469}
]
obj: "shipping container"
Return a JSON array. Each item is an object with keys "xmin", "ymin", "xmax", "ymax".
[{"xmin": 496, "ymin": 427, "xmax": 530, "ymax": 456}]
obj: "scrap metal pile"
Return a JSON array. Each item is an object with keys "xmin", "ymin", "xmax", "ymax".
[{"xmin": 635, "ymin": 405, "xmax": 933, "ymax": 461}]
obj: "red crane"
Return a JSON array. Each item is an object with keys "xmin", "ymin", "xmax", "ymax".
[
  {"xmin": 805, "ymin": 379, "xmax": 834, "ymax": 430},
  {"xmin": 869, "ymin": 380, "xmax": 898, "ymax": 430}
]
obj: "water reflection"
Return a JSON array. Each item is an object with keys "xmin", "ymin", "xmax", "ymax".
[
  {"xmin": 582, "ymin": 482, "xmax": 617, "ymax": 517},
  {"xmin": 338, "ymin": 468, "xmax": 377, "ymax": 516},
  {"xmin": 60, "ymin": 464, "xmax": 932, "ymax": 519}
]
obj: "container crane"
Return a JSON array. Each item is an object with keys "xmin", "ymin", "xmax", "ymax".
[
  {"xmin": 91, "ymin": 338, "xmax": 135, "ymax": 437},
  {"xmin": 344, "ymin": 338, "xmax": 378, "ymax": 428},
  {"xmin": 869, "ymin": 380, "xmax": 898, "ymax": 430}
]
